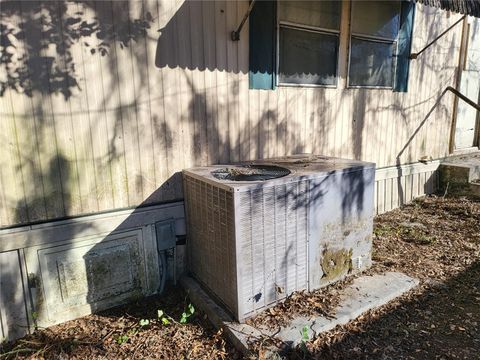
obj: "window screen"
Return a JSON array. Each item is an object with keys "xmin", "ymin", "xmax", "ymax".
[
  {"xmin": 351, "ymin": 1, "xmax": 400, "ymax": 38},
  {"xmin": 349, "ymin": 1, "xmax": 401, "ymax": 88},
  {"xmin": 278, "ymin": 1, "xmax": 341, "ymax": 30},
  {"xmin": 279, "ymin": 27, "xmax": 338, "ymax": 85},
  {"xmin": 349, "ymin": 38, "xmax": 395, "ymax": 87},
  {"xmin": 278, "ymin": 1, "xmax": 340, "ymax": 86}
]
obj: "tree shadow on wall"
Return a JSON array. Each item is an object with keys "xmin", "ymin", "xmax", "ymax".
[
  {"xmin": 0, "ymin": 0, "xmax": 378, "ymax": 345},
  {"xmin": 0, "ymin": 151, "xmax": 94, "ymax": 341},
  {"xmin": 0, "ymin": 0, "xmax": 153, "ymax": 99}
]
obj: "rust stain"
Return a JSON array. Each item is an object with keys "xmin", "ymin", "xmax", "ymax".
[{"xmin": 321, "ymin": 248, "xmax": 352, "ymax": 281}]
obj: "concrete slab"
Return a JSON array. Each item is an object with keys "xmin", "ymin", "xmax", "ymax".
[
  {"xmin": 440, "ymin": 152, "xmax": 480, "ymax": 187},
  {"xmin": 442, "ymin": 152, "xmax": 480, "ymax": 169},
  {"xmin": 439, "ymin": 153, "xmax": 480, "ymax": 195},
  {"xmin": 181, "ymin": 272, "xmax": 419, "ymax": 354}
]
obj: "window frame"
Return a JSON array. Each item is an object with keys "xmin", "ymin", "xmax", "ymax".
[
  {"xmin": 347, "ymin": 1, "xmax": 402, "ymax": 90},
  {"xmin": 276, "ymin": 5, "xmax": 341, "ymax": 89}
]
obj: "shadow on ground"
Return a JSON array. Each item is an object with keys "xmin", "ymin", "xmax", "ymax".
[{"xmin": 288, "ymin": 260, "xmax": 480, "ymax": 359}]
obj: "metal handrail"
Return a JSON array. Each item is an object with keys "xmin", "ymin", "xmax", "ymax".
[
  {"xmin": 447, "ymin": 86, "xmax": 480, "ymax": 152},
  {"xmin": 446, "ymin": 86, "xmax": 480, "ymax": 112},
  {"xmin": 410, "ymin": 15, "xmax": 466, "ymax": 59}
]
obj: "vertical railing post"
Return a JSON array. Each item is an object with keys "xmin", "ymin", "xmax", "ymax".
[{"xmin": 449, "ymin": 16, "xmax": 470, "ymax": 153}]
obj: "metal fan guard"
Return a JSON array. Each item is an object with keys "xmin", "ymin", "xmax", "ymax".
[{"xmin": 211, "ymin": 164, "xmax": 291, "ymax": 181}]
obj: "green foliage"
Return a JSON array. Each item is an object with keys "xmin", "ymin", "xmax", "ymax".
[
  {"xmin": 301, "ymin": 325, "xmax": 309, "ymax": 342},
  {"xmin": 298, "ymin": 325, "xmax": 310, "ymax": 357},
  {"xmin": 156, "ymin": 303, "xmax": 195, "ymax": 326},
  {"xmin": 180, "ymin": 304, "xmax": 195, "ymax": 324},
  {"xmin": 374, "ymin": 223, "xmax": 437, "ymax": 245},
  {"xmin": 115, "ymin": 334, "xmax": 129, "ymax": 345},
  {"xmin": 139, "ymin": 319, "xmax": 150, "ymax": 327},
  {"xmin": 31, "ymin": 311, "xmax": 39, "ymax": 330},
  {"xmin": 373, "ymin": 225, "xmax": 393, "ymax": 238},
  {"xmin": 157, "ymin": 309, "xmax": 171, "ymax": 325}
]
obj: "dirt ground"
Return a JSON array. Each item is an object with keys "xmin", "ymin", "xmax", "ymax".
[
  {"xmin": 1, "ymin": 195, "xmax": 479, "ymax": 359},
  {"xmin": 282, "ymin": 194, "xmax": 480, "ymax": 359}
]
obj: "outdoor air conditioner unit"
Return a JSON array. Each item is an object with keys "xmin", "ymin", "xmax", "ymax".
[{"xmin": 183, "ymin": 155, "xmax": 375, "ymax": 322}]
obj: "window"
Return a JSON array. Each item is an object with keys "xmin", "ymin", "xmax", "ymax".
[
  {"xmin": 278, "ymin": 1, "xmax": 341, "ymax": 86},
  {"xmin": 348, "ymin": 1, "xmax": 401, "ymax": 88},
  {"xmin": 249, "ymin": 1, "xmax": 414, "ymax": 91}
]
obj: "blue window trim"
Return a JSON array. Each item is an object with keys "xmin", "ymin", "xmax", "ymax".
[
  {"xmin": 249, "ymin": 1, "xmax": 277, "ymax": 90},
  {"xmin": 394, "ymin": 1, "xmax": 415, "ymax": 92}
]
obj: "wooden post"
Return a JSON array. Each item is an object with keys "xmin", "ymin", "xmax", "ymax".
[{"xmin": 449, "ymin": 16, "xmax": 469, "ymax": 154}]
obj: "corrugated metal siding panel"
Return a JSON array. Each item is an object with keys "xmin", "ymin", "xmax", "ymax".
[
  {"xmin": 413, "ymin": 0, "xmax": 480, "ymax": 17},
  {"xmin": 0, "ymin": 1, "xmax": 462, "ymax": 227},
  {"xmin": 375, "ymin": 163, "xmax": 441, "ymax": 214}
]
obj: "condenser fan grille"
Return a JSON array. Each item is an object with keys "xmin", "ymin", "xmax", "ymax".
[{"xmin": 211, "ymin": 164, "xmax": 290, "ymax": 181}]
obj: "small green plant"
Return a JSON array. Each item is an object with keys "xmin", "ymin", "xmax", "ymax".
[
  {"xmin": 115, "ymin": 334, "xmax": 129, "ymax": 345},
  {"xmin": 127, "ymin": 328, "xmax": 138, "ymax": 336},
  {"xmin": 139, "ymin": 319, "xmax": 150, "ymax": 327},
  {"xmin": 156, "ymin": 304, "xmax": 195, "ymax": 326},
  {"xmin": 301, "ymin": 325, "xmax": 309, "ymax": 342},
  {"xmin": 299, "ymin": 325, "xmax": 310, "ymax": 356},
  {"xmin": 180, "ymin": 303, "xmax": 195, "ymax": 324},
  {"xmin": 157, "ymin": 310, "xmax": 171, "ymax": 325},
  {"xmin": 31, "ymin": 311, "xmax": 39, "ymax": 330}
]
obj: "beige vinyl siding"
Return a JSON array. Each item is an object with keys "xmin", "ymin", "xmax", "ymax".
[{"xmin": 0, "ymin": 0, "xmax": 462, "ymax": 227}]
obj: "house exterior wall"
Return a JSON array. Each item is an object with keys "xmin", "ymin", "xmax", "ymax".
[
  {"xmin": 0, "ymin": 0, "xmax": 463, "ymax": 227},
  {"xmin": 0, "ymin": 201, "xmax": 186, "ymax": 341}
]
